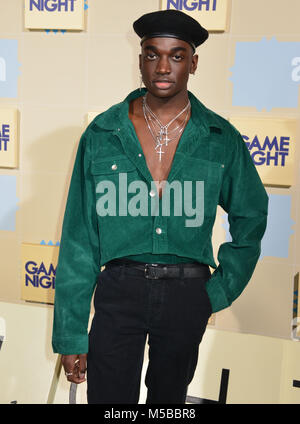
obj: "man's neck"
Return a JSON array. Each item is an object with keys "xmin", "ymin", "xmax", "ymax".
[{"xmin": 144, "ymin": 90, "xmax": 190, "ymax": 124}]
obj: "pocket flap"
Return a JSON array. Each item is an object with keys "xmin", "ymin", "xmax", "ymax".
[{"xmin": 91, "ymin": 157, "xmax": 136, "ymax": 175}]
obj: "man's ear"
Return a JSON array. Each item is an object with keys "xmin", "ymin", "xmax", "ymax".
[
  {"xmin": 190, "ymin": 54, "xmax": 199, "ymax": 75},
  {"xmin": 139, "ymin": 53, "xmax": 142, "ymax": 71}
]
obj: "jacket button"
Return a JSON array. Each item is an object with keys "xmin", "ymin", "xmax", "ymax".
[
  {"xmin": 111, "ymin": 164, "xmax": 117, "ymax": 170},
  {"xmin": 156, "ymin": 227, "xmax": 162, "ymax": 235},
  {"xmin": 149, "ymin": 189, "xmax": 156, "ymax": 197}
]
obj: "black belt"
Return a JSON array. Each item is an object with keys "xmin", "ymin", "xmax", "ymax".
[{"xmin": 105, "ymin": 258, "xmax": 210, "ymax": 280}]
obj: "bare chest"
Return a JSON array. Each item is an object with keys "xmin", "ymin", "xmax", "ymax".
[{"xmin": 132, "ymin": 121, "xmax": 181, "ymax": 198}]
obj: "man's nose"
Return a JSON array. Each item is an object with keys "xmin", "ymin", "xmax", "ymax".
[{"xmin": 155, "ymin": 56, "xmax": 171, "ymax": 74}]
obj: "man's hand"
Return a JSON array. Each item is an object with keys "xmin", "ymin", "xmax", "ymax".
[{"xmin": 61, "ymin": 354, "xmax": 87, "ymax": 384}]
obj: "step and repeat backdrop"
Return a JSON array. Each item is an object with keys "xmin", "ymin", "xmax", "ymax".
[{"xmin": 0, "ymin": 0, "xmax": 300, "ymax": 404}]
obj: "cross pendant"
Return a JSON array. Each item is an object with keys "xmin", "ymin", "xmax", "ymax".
[
  {"xmin": 164, "ymin": 135, "xmax": 171, "ymax": 146},
  {"xmin": 155, "ymin": 144, "xmax": 165, "ymax": 161},
  {"xmin": 160, "ymin": 128, "xmax": 170, "ymax": 146}
]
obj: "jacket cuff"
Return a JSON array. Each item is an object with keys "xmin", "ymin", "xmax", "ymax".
[
  {"xmin": 205, "ymin": 275, "xmax": 230, "ymax": 313},
  {"xmin": 52, "ymin": 335, "xmax": 89, "ymax": 355}
]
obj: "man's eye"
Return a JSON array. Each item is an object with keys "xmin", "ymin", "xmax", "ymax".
[
  {"xmin": 173, "ymin": 55, "xmax": 183, "ymax": 61},
  {"xmin": 146, "ymin": 53, "xmax": 157, "ymax": 60}
]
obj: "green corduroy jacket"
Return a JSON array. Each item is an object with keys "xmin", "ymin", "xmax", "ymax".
[{"xmin": 52, "ymin": 88, "xmax": 269, "ymax": 354}]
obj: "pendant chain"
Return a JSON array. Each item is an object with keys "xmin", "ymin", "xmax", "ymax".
[{"xmin": 142, "ymin": 94, "xmax": 191, "ymax": 162}]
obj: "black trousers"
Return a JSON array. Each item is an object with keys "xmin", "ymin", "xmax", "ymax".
[{"xmin": 87, "ymin": 261, "xmax": 212, "ymax": 404}]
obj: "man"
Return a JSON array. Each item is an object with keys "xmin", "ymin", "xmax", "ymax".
[{"xmin": 52, "ymin": 10, "xmax": 268, "ymax": 404}]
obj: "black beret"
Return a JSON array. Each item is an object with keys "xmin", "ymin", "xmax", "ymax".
[{"xmin": 133, "ymin": 9, "xmax": 209, "ymax": 53}]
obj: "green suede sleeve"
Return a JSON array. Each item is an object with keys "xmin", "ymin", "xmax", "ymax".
[
  {"xmin": 52, "ymin": 129, "xmax": 101, "ymax": 354},
  {"xmin": 205, "ymin": 129, "xmax": 269, "ymax": 313}
]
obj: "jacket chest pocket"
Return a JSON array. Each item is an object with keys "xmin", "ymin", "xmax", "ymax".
[
  {"xmin": 180, "ymin": 157, "xmax": 224, "ymax": 212},
  {"xmin": 91, "ymin": 156, "xmax": 142, "ymax": 204},
  {"xmin": 181, "ymin": 157, "xmax": 223, "ymax": 182}
]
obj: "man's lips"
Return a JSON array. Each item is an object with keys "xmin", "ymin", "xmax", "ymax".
[{"xmin": 153, "ymin": 81, "xmax": 174, "ymax": 89}]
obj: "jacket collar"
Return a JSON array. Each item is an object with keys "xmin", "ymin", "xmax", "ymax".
[
  {"xmin": 92, "ymin": 89, "xmax": 224, "ymax": 185},
  {"xmin": 93, "ymin": 88, "xmax": 223, "ymax": 136}
]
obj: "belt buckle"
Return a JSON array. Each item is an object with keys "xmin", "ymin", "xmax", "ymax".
[{"xmin": 144, "ymin": 263, "xmax": 160, "ymax": 279}]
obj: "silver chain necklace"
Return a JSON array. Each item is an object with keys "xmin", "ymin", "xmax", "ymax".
[{"xmin": 142, "ymin": 94, "xmax": 191, "ymax": 161}]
